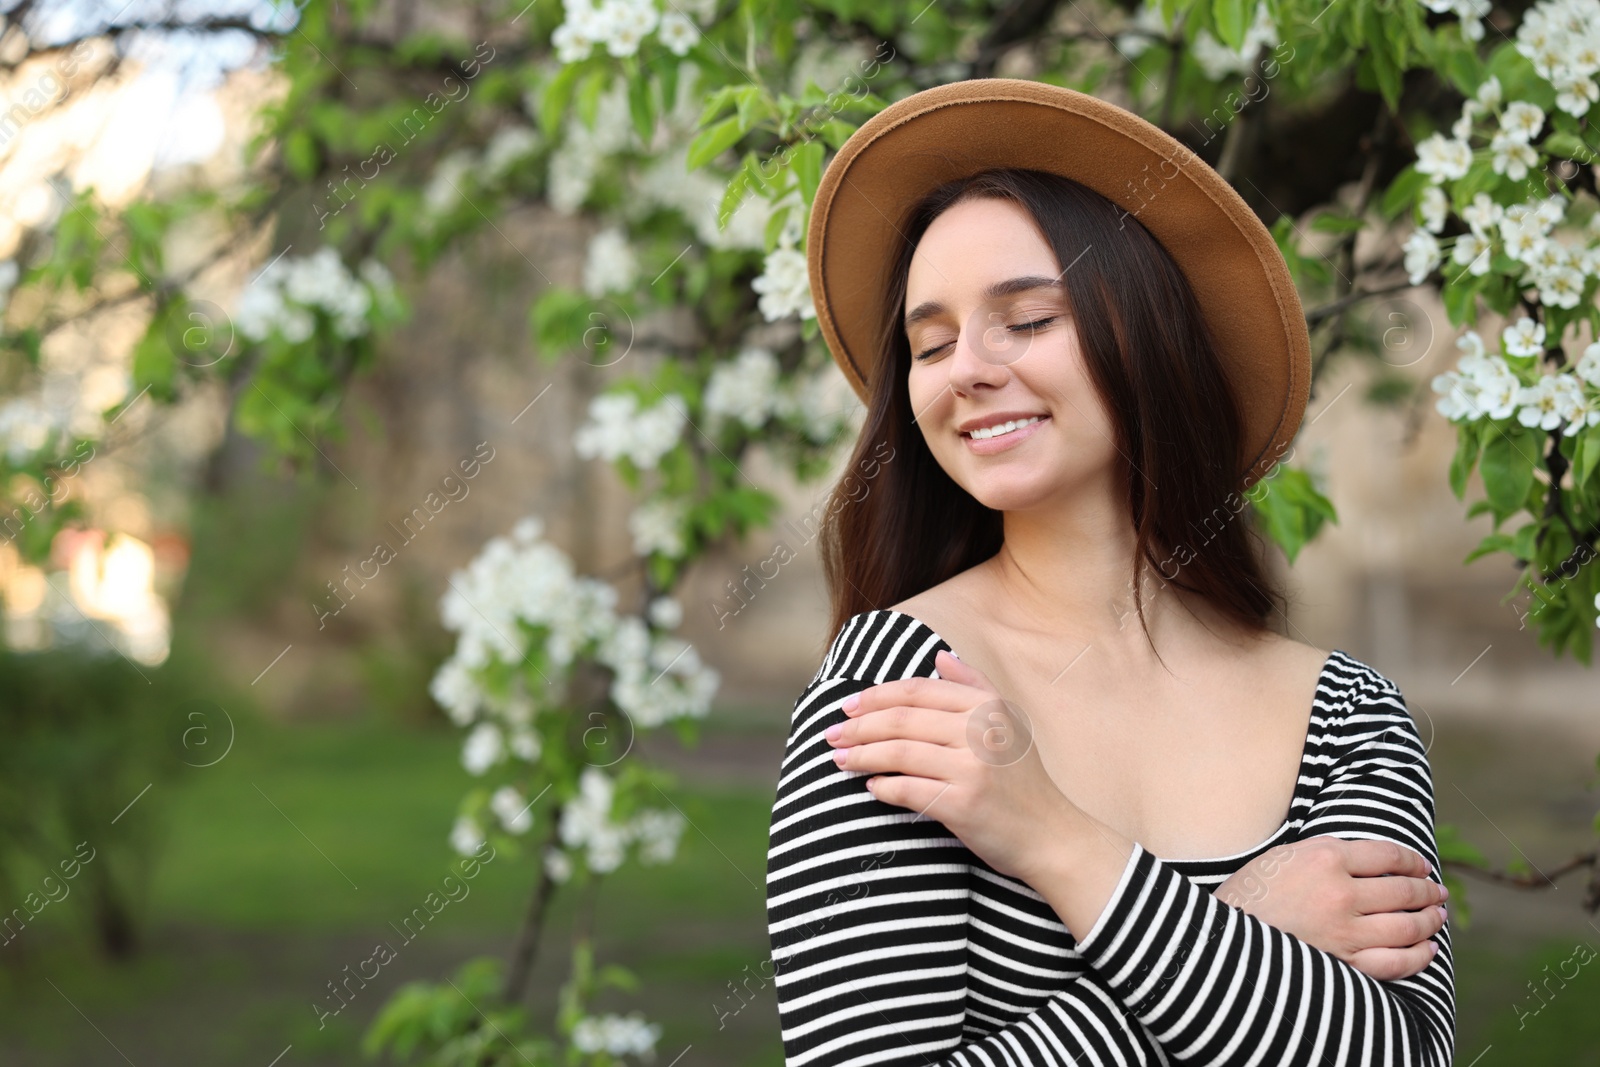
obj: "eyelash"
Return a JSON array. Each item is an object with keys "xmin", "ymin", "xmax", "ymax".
[{"xmin": 912, "ymin": 316, "xmax": 1059, "ymax": 362}]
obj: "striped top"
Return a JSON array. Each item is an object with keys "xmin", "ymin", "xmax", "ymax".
[{"xmin": 766, "ymin": 609, "xmax": 1456, "ymax": 1066}]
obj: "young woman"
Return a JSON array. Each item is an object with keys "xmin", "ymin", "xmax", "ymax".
[{"xmin": 766, "ymin": 80, "xmax": 1454, "ymax": 1066}]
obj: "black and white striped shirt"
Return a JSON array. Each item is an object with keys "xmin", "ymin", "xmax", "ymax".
[{"xmin": 766, "ymin": 609, "xmax": 1456, "ymax": 1066}]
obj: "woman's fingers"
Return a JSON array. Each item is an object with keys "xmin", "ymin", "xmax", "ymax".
[
  {"xmin": 835, "ymin": 735, "xmax": 963, "ymax": 781},
  {"xmin": 1333, "ymin": 836, "xmax": 1432, "ymax": 879},
  {"xmin": 1345, "ymin": 940, "xmax": 1442, "ymax": 982},
  {"xmin": 1351, "ymin": 872, "xmax": 1445, "ymax": 915},
  {"xmin": 1351, "ymin": 904, "xmax": 1448, "ymax": 952},
  {"xmin": 846, "ymin": 675, "xmax": 997, "ymax": 717}
]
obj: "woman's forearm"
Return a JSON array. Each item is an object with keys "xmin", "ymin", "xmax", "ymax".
[{"xmin": 1025, "ymin": 796, "xmax": 1139, "ymax": 944}]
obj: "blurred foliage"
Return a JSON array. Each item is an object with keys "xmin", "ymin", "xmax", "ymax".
[{"xmin": 0, "ymin": 645, "xmax": 190, "ymax": 959}]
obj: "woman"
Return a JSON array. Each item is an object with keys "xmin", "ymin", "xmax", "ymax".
[{"xmin": 765, "ymin": 80, "xmax": 1454, "ymax": 1065}]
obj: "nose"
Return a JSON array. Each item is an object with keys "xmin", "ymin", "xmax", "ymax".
[{"xmin": 946, "ymin": 307, "xmax": 1022, "ymax": 394}]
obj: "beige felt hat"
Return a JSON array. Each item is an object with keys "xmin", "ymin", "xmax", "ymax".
[{"xmin": 805, "ymin": 77, "xmax": 1312, "ymax": 491}]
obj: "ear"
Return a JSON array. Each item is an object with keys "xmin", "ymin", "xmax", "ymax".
[{"xmin": 935, "ymin": 648, "xmax": 1000, "ymax": 694}]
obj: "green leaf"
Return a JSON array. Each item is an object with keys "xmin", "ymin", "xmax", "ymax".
[
  {"xmin": 1448, "ymin": 421, "xmax": 1482, "ymax": 499},
  {"xmin": 536, "ymin": 62, "xmax": 584, "ymax": 140},
  {"xmin": 687, "ymin": 115, "xmax": 743, "ymax": 170},
  {"xmin": 1479, "ymin": 425, "xmax": 1537, "ymax": 514},
  {"xmin": 1379, "ymin": 164, "xmax": 1428, "ymax": 221},
  {"xmin": 818, "ymin": 119, "xmax": 857, "ymax": 151},
  {"xmin": 793, "ymin": 139, "xmax": 824, "ymax": 205},
  {"xmin": 1366, "ymin": 38, "xmax": 1403, "ymax": 112},
  {"xmin": 1310, "ymin": 212, "xmax": 1365, "ymax": 235},
  {"xmin": 1574, "ymin": 421, "xmax": 1600, "ymax": 489},
  {"xmin": 696, "ymin": 85, "xmax": 738, "ymax": 128},
  {"xmin": 283, "ymin": 127, "xmax": 319, "ymax": 179},
  {"xmin": 628, "ymin": 70, "xmax": 655, "ymax": 147},
  {"xmin": 1246, "ymin": 464, "xmax": 1338, "ymax": 564},
  {"xmin": 1541, "ymin": 130, "xmax": 1597, "ymax": 162},
  {"xmin": 1463, "ymin": 531, "xmax": 1515, "ymax": 564},
  {"xmin": 1212, "ymin": 0, "xmax": 1251, "ymax": 52}
]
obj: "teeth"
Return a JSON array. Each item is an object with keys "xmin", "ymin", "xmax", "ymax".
[{"xmin": 969, "ymin": 415, "xmax": 1043, "ymax": 440}]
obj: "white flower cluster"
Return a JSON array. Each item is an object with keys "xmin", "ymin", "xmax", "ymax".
[
  {"xmin": 701, "ymin": 346, "xmax": 854, "ymax": 444},
  {"xmin": 421, "ymin": 127, "xmax": 543, "ymax": 219},
  {"xmin": 628, "ymin": 142, "xmax": 775, "ymax": 250},
  {"xmin": 551, "ymin": 0, "xmax": 709, "ymax": 63},
  {"xmin": 583, "ymin": 225, "xmax": 639, "ymax": 297},
  {"xmin": 429, "ymin": 516, "xmax": 717, "ymax": 851},
  {"xmin": 750, "ymin": 246, "xmax": 815, "ymax": 321},
  {"xmin": 1419, "ymin": 0, "xmax": 1492, "ymax": 42},
  {"xmin": 573, "ymin": 391, "xmax": 689, "ymax": 470},
  {"xmin": 234, "ymin": 247, "xmax": 398, "ymax": 343},
  {"xmin": 1431, "ymin": 324, "xmax": 1600, "ymax": 433},
  {"xmin": 628, "ymin": 497, "xmax": 688, "ymax": 558},
  {"xmin": 571, "ymin": 1010, "xmax": 663, "ymax": 1058},
  {"xmin": 548, "ymin": 81, "xmax": 638, "ymax": 215},
  {"xmin": 489, "ymin": 784, "xmax": 535, "ymax": 834},
  {"xmin": 1514, "ymin": 0, "xmax": 1600, "ymax": 116},
  {"xmin": 1405, "ymin": 50, "xmax": 1600, "ymax": 296},
  {"xmin": 559, "ymin": 767, "xmax": 687, "ymax": 874}
]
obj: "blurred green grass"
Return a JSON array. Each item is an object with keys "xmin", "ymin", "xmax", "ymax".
[{"xmin": 0, "ymin": 709, "xmax": 788, "ymax": 1065}]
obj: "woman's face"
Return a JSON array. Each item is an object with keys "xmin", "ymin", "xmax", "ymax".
[{"xmin": 903, "ymin": 196, "xmax": 1120, "ymax": 512}]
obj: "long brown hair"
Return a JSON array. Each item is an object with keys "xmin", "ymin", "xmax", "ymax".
[{"xmin": 816, "ymin": 167, "xmax": 1287, "ymax": 663}]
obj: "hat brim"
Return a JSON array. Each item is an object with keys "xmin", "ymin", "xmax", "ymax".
[{"xmin": 806, "ymin": 77, "xmax": 1312, "ymax": 490}]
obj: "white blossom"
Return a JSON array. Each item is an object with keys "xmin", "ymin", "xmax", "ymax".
[
  {"xmin": 450, "ymin": 815, "xmax": 485, "ymax": 856},
  {"xmin": 462, "ymin": 722, "xmax": 505, "ymax": 775},
  {"xmin": 429, "ymin": 657, "xmax": 484, "ymax": 725},
  {"xmin": 232, "ymin": 246, "xmax": 381, "ymax": 343},
  {"xmin": 1403, "ymin": 229, "xmax": 1441, "ymax": 285},
  {"xmin": 705, "ymin": 346, "xmax": 781, "ymax": 430},
  {"xmin": 1415, "ymin": 133, "xmax": 1472, "ymax": 182},
  {"xmin": 490, "ymin": 785, "xmax": 534, "ymax": 834},
  {"xmin": 573, "ymin": 391, "xmax": 688, "ymax": 470},
  {"xmin": 628, "ymin": 497, "xmax": 688, "ymax": 558},
  {"xmin": 1451, "ymin": 232, "xmax": 1493, "ymax": 275},
  {"xmin": 1516, "ymin": 375, "xmax": 1569, "ymax": 429},
  {"xmin": 1476, "ymin": 75, "xmax": 1503, "ymax": 108},
  {"xmin": 1490, "ymin": 129, "xmax": 1539, "ymax": 180},
  {"xmin": 1575, "ymin": 341, "xmax": 1600, "ymax": 386},
  {"xmin": 1462, "ymin": 192, "xmax": 1504, "ymax": 237},
  {"xmin": 484, "ymin": 125, "xmax": 540, "ymax": 179},
  {"xmin": 545, "ymin": 846, "xmax": 573, "ymax": 883},
  {"xmin": 1502, "ymin": 316, "xmax": 1547, "ymax": 357},
  {"xmin": 647, "ymin": 595, "xmax": 683, "ymax": 629},
  {"xmin": 583, "ymin": 226, "xmax": 639, "ymax": 297},
  {"xmin": 658, "ymin": 10, "xmax": 699, "ymax": 55},
  {"xmin": 423, "ymin": 149, "xmax": 476, "ymax": 216},
  {"xmin": 750, "ymin": 247, "xmax": 815, "ymax": 321},
  {"xmin": 1500, "ymin": 101, "xmax": 1547, "ymax": 142},
  {"xmin": 571, "ymin": 1012, "xmax": 662, "ymax": 1057},
  {"xmin": 1420, "ymin": 186, "xmax": 1449, "ymax": 233},
  {"xmin": 629, "ymin": 807, "xmax": 686, "ymax": 863}
]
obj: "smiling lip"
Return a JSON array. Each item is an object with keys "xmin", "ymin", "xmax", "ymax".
[{"xmin": 961, "ymin": 414, "xmax": 1049, "ymax": 455}]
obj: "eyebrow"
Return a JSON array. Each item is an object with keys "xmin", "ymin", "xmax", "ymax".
[{"xmin": 903, "ymin": 275, "xmax": 1066, "ymax": 329}]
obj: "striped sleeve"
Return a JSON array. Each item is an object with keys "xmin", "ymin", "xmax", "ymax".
[
  {"xmin": 766, "ymin": 612, "xmax": 972, "ymax": 1066},
  {"xmin": 1069, "ymin": 660, "xmax": 1457, "ymax": 1066},
  {"xmin": 767, "ymin": 612, "xmax": 1166, "ymax": 1066}
]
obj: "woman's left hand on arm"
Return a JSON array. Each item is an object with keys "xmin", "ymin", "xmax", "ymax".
[{"xmin": 827, "ymin": 648, "xmax": 1136, "ymax": 936}]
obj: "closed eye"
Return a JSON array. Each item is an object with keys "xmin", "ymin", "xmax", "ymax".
[{"xmin": 913, "ymin": 317, "xmax": 1060, "ymax": 362}]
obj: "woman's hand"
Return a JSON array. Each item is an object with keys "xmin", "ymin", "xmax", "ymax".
[
  {"xmin": 1215, "ymin": 836, "xmax": 1447, "ymax": 981},
  {"xmin": 827, "ymin": 649, "xmax": 1077, "ymax": 885}
]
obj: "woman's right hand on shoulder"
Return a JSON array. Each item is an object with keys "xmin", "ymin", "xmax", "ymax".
[{"xmin": 1213, "ymin": 835, "xmax": 1447, "ymax": 981}]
